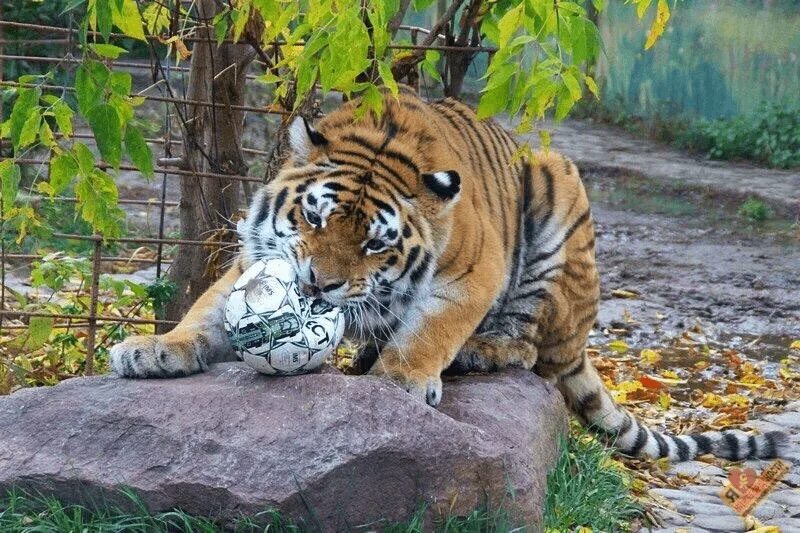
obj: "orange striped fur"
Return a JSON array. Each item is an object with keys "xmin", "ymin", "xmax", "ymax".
[{"xmin": 110, "ymin": 89, "xmax": 786, "ymax": 461}]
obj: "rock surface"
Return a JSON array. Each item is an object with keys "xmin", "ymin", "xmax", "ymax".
[{"xmin": 0, "ymin": 363, "xmax": 568, "ymax": 530}]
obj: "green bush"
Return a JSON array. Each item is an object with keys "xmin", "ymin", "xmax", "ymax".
[
  {"xmin": 738, "ymin": 198, "xmax": 770, "ymax": 221},
  {"xmin": 677, "ymin": 104, "xmax": 800, "ymax": 168}
]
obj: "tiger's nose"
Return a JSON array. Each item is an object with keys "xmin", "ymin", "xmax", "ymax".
[{"xmin": 301, "ymin": 283, "xmax": 320, "ymax": 297}]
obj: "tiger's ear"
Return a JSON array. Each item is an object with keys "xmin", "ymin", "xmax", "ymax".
[
  {"xmin": 421, "ymin": 170, "xmax": 461, "ymax": 204},
  {"xmin": 288, "ymin": 116, "xmax": 328, "ymax": 161}
]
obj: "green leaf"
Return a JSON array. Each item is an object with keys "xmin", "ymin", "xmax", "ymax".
[
  {"xmin": 585, "ymin": 74, "xmax": 600, "ymax": 100},
  {"xmin": 124, "ymin": 126, "xmax": 154, "ymax": 179},
  {"xmin": 88, "ymin": 43, "xmax": 128, "ymax": 59},
  {"xmin": 539, "ymin": 129, "xmax": 551, "ymax": 151},
  {"xmin": 26, "ymin": 316, "xmax": 53, "ymax": 350},
  {"xmin": 95, "ymin": 0, "xmax": 113, "ymax": 41},
  {"xmin": 109, "ymin": 71, "xmax": 132, "ymax": 97},
  {"xmin": 0, "ymin": 160, "xmax": 21, "ymax": 212},
  {"xmin": 51, "ymin": 99, "xmax": 75, "ymax": 137},
  {"xmin": 142, "ymin": 1, "xmax": 171, "ymax": 34},
  {"xmin": 75, "ymin": 60, "xmax": 110, "ymax": 116},
  {"xmin": 18, "ymin": 106, "xmax": 42, "ymax": 150},
  {"xmin": 497, "ymin": 4, "xmax": 524, "ymax": 47},
  {"xmin": 214, "ymin": 13, "xmax": 230, "ymax": 46},
  {"xmin": 49, "ymin": 152, "xmax": 79, "ymax": 196},
  {"xmin": 74, "ymin": 142, "xmax": 95, "ymax": 177},
  {"xmin": 86, "ymin": 103, "xmax": 122, "ymax": 168},
  {"xmin": 39, "ymin": 120, "xmax": 55, "ymax": 148},
  {"xmin": 111, "ymin": 0, "xmax": 145, "ymax": 41},
  {"xmin": 377, "ymin": 61, "xmax": 398, "ymax": 97},
  {"xmin": 75, "ymin": 168, "xmax": 124, "ymax": 238},
  {"xmin": 562, "ymin": 70, "xmax": 582, "ymax": 101},
  {"xmin": 8, "ymin": 87, "xmax": 41, "ymax": 151}
]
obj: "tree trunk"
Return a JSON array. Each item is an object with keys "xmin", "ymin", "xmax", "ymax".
[{"xmin": 162, "ymin": 0, "xmax": 254, "ymax": 328}]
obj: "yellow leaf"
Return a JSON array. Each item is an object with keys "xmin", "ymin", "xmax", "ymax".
[
  {"xmin": 609, "ymin": 339, "xmax": 629, "ymax": 353},
  {"xmin": 723, "ymin": 393, "xmax": 750, "ymax": 407},
  {"xmin": 790, "ymin": 340, "xmax": 800, "ymax": 350},
  {"xmin": 611, "ymin": 288, "xmax": 639, "ymax": 299},
  {"xmin": 174, "ymin": 39, "xmax": 192, "ymax": 60},
  {"xmin": 658, "ymin": 391, "xmax": 671, "ymax": 410},
  {"xmin": 647, "ymin": 373, "xmax": 687, "ymax": 386},
  {"xmin": 640, "ymin": 348, "xmax": 661, "ymax": 364},
  {"xmin": 111, "ymin": 0, "xmax": 146, "ymax": 41},
  {"xmin": 661, "ymin": 369, "xmax": 681, "ymax": 380},
  {"xmin": 780, "ymin": 366, "xmax": 799, "ymax": 380},
  {"xmin": 644, "ymin": 0, "xmax": 670, "ymax": 50},
  {"xmin": 701, "ymin": 392, "xmax": 723, "ymax": 408}
]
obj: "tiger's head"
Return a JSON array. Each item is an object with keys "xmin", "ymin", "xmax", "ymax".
[{"xmin": 240, "ymin": 97, "xmax": 461, "ymax": 335}]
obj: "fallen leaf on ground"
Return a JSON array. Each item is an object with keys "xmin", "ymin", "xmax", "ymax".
[{"xmin": 612, "ymin": 288, "xmax": 640, "ymax": 299}]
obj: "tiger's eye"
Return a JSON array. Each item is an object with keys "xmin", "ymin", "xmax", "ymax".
[{"xmin": 364, "ymin": 238, "xmax": 387, "ymax": 253}]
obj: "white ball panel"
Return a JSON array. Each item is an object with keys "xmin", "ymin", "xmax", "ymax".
[{"xmin": 224, "ymin": 258, "xmax": 344, "ymax": 375}]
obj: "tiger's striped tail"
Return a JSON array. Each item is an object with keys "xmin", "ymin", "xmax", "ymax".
[{"xmin": 558, "ymin": 353, "xmax": 789, "ymax": 461}]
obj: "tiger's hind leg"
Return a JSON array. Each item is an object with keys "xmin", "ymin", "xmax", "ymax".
[{"xmin": 447, "ymin": 310, "xmax": 540, "ymax": 374}]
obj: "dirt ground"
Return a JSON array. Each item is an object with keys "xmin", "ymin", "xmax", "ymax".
[{"xmin": 586, "ymin": 171, "xmax": 800, "ymax": 361}]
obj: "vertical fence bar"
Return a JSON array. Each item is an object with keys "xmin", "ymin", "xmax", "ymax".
[{"xmin": 84, "ymin": 236, "xmax": 102, "ymax": 375}]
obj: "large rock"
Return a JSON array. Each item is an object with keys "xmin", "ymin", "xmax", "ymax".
[{"xmin": 0, "ymin": 363, "xmax": 567, "ymax": 530}]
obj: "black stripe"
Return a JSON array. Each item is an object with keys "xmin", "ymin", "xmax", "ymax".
[
  {"xmin": 653, "ymin": 432, "xmax": 669, "ymax": 458},
  {"xmin": 536, "ymin": 165, "xmax": 556, "ymax": 227},
  {"xmin": 526, "ymin": 210, "xmax": 591, "ymax": 268},
  {"xmin": 321, "ymin": 181, "xmax": 353, "ymax": 193},
  {"xmin": 747, "ymin": 435, "xmax": 758, "ymax": 459},
  {"xmin": 496, "ymin": 311, "xmax": 534, "ymax": 323},
  {"xmin": 365, "ymin": 194, "xmax": 396, "ymax": 215},
  {"xmin": 629, "ymin": 423, "xmax": 648, "ymax": 457},
  {"xmin": 511, "ymin": 287, "xmax": 548, "ymax": 303},
  {"xmin": 252, "ymin": 191, "xmax": 271, "ymax": 227},
  {"xmin": 762, "ymin": 431, "xmax": 779, "ymax": 458},
  {"xmin": 409, "ymin": 252, "xmax": 432, "ymax": 284},
  {"xmin": 383, "ymin": 148, "xmax": 420, "ymax": 176},
  {"xmin": 723, "ymin": 432, "xmax": 739, "ymax": 459},
  {"xmin": 574, "ymin": 390, "xmax": 601, "ymax": 416},
  {"xmin": 691, "ymin": 434, "xmax": 713, "ymax": 455},
  {"xmin": 616, "ymin": 413, "xmax": 633, "ymax": 439},
  {"xmin": 673, "ymin": 436, "xmax": 691, "ymax": 461},
  {"xmin": 396, "ymin": 245, "xmax": 421, "ymax": 281},
  {"xmin": 561, "ymin": 354, "xmax": 586, "ymax": 379},
  {"xmin": 271, "ymin": 188, "xmax": 288, "ymax": 236}
]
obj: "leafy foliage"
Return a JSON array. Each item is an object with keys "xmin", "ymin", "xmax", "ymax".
[
  {"xmin": 0, "ymin": 254, "xmax": 162, "ymax": 393},
  {"xmin": 676, "ymin": 104, "xmax": 800, "ymax": 169},
  {"xmin": 738, "ymin": 198, "xmax": 770, "ymax": 222}
]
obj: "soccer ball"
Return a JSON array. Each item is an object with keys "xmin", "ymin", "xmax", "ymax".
[{"xmin": 223, "ymin": 258, "xmax": 345, "ymax": 375}]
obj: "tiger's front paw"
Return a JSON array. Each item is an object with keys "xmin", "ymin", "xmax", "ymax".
[
  {"xmin": 109, "ymin": 334, "xmax": 206, "ymax": 378},
  {"xmin": 370, "ymin": 364, "xmax": 443, "ymax": 407}
]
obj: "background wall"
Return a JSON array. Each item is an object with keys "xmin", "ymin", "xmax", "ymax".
[{"xmin": 596, "ymin": 0, "xmax": 800, "ymax": 120}]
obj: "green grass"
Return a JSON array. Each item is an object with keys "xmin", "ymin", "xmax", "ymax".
[
  {"xmin": 0, "ymin": 432, "xmax": 640, "ymax": 532},
  {"xmin": 738, "ymin": 198, "xmax": 770, "ymax": 222},
  {"xmin": 543, "ymin": 429, "xmax": 643, "ymax": 532}
]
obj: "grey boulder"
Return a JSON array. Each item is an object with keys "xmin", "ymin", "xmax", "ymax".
[{"xmin": 0, "ymin": 363, "xmax": 567, "ymax": 530}]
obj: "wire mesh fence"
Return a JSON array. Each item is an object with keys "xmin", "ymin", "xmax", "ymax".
[{"xmin": 0, "ymin": 7, "xmax": 491, "ymax": 388}]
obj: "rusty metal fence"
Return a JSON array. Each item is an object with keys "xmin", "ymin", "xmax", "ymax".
[{"xmin": 0, "ymin": 12, "xmax": 493, "ymax": 381}]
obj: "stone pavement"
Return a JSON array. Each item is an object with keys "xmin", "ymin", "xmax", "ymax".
[{"xmin": 648, "ymin": 403, "xmax": 800, "ymax": 532}]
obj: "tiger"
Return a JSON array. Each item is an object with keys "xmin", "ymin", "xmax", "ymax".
[{"xmin": 110, "ymin": 88, "xmax": 787, "ymax": 462}]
